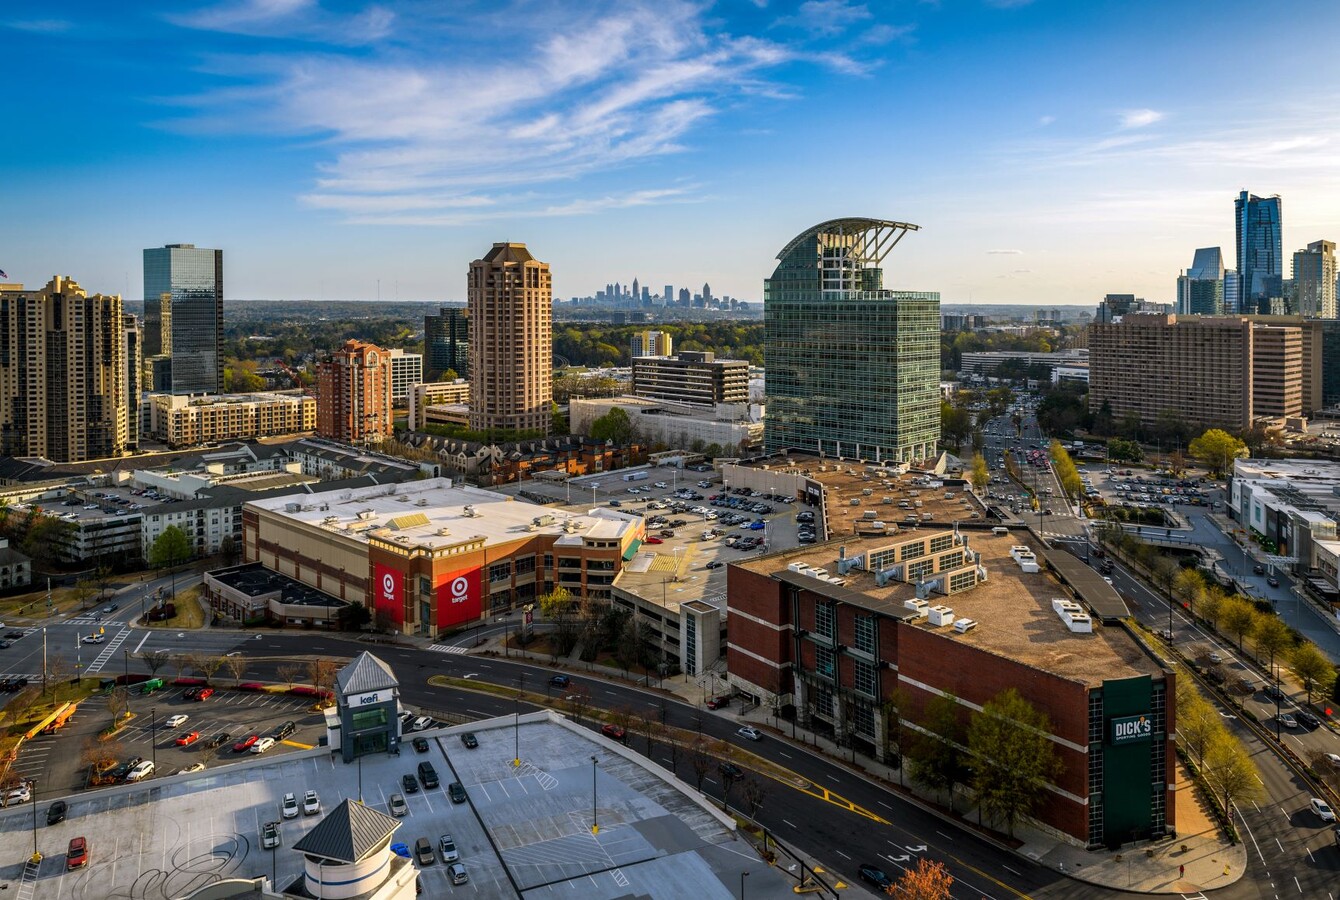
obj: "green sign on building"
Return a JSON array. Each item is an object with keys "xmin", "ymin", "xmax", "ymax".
[{"xmin": 1109, "ymin": 713, "xmax": 1153, "ymax": 745}]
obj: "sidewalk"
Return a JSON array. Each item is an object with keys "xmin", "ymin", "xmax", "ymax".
[{"xmin": 468, "ymin": 624, "xmax": 1246, "ymax": 896}]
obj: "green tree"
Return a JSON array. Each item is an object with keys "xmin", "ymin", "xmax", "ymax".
[
  {"xmin": 1287, "ymin": 642, "xmax": 1337, "ymax": 705},
  {"xmin": 1251, "ymin": 615, "xmax": 1292, "ymax": 671},
  {"xmin": 1198, "ymin": 584, "xmax": 1226, "ymax": 631},
  {"xmin": 1219, "ymin": 596, "xmax": 1257, "ymax": 652},
  {"xmin": 149, "ymin": 525, "xmax": 192, "ymax": 569},
  {"xmin": 1107, "ymin": 437, "xmax": 1143, "ymax": 463},
  {"xmin": 940, "ymin": 402, "xmax": 971, "ymax": 453},
  {"xmin": 1172, "ymin": 568, "xmax": 1205, "ymax": 617},
  {"xmin": 968, "ymin": 689, "xmax": 1063, "ymax": 837},
  {"xmin": 550, "ymin": 402, "xmax": 569, "ymax": 435},
  {"xmin": 970, "ymin": 453, "xmax": 990, "ymax": 492},
  {"xmin": 1200, "ymin": 730, "xmax": 1263, "ymax": 831},
  {"xmin": 588, "ymin": 407, "xmax": 635, "ymax": 444},
  {"xmin": 907, "ymin": 693, "xmax": 967, "ymax": 810},
  {"xmin": 1188, "ymin": 429, "xmax": 1248, "ymax": 477}
]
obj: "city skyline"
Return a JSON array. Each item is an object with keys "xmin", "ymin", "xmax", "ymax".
[{"xmin": 2, "ymin": 0, "xmax": 1338, "ymax": 304}]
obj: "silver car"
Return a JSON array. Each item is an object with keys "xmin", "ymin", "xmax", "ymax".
[{"xmin": 439, "ymin": 833, "xmax": 459, "ymax": 862}]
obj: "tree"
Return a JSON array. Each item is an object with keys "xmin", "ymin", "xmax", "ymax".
[
  {"xmin": 940, "ymin": 402, "xmax": 971, "ymax": 452},
  {"xmin": 588, "ymin": 407, "xmax": 635, "ymax": 445},
  {"xmin": 689, "ymin": 738, "xmax": 713, "ymax": 793},
  {"xmin": 1198, "ymin": 585, "xmax": 1226, "ymax": 631},
  {"xmin": 223, "ymin": 653, "xmax": 248, "ymax": 685},
  {"xmin": 968, "ymin": 689, "xmax": 1062, "ymax": 836},
  {"xmin": 191, "ymin": 654, "xmax": 226, "ymax": 685},
  {"xmin": 306, "ymin": 658, "xmax": 338, "ymax": 697},
  {"xmin": 1172, "ymin": 568, "xmax": 1205, "ymax": 617},
  {"xmin": 72, "ymin": 579, "xmax": 98, "ymax": 611},
  {"xmin": 149, "ymin": 525, "xmax": 192, "ymax": 570},
  {"xmin": 970, "ymin": 453, "xmax": 990, "ymax": 492},
  {"xmin": 335, "ymin": 603, "xmax": 372, "ymax": 631},
  {"xmin": 1251, "ymin": 615, "xmax": 1292, "ymax": 671},
  {"xmin": 563, "ymin": 685, "xmax": 591, "ymax": 725},
  {"xmin": 1107, "ymin": 437, "xmax": 1143, "ymax": 463},
  {"xmin": 105, "ymin": 686, "xmax": 130, "ymax": 726},
  {"xmin": 888, "ymin": 858, "xmax": 954, "ymax": 900},
  {"xmin": 1287, "ymin": 642, "xmax": 1337, "ymax": 705},
  {"xmin": 1177, "ymin": 693, "xmax": 1220, "ymax": 766},
  {"xmin": 219, "ymin": 535, "xmax": 240, "ymax": 566},
  {"xmin": 742, "ymin": 775, "xmax": 768, "ymax": 817},
  {"xmin": 1219, "ymin": 597, "xmax": 1257, "ymax": 652},
  {"xmin": 47, "ymin": 653, "xmax": 71, "ymax": 690},
  {"xmin": 277, "ymin": 663, "xmax": 303, "ymax": 689},
  {"xmin": 81, "ymin": 735, "xmax": 122, "ymax": 774},
  {"xmin": 1188, "ymin": 429, "xmax": 1247, "ymax": 477},
  {"xmin": 142, "ymin": 650, "xmax": 172, "ymax": 677},
  {"xmin": 170, "ymin": 653, "xmax": 191, "ymax": 681},
  {"xmin": 1200, "ymin": 731, "xmax": 1262, "ymax": 827},
  {"xmin": 907, "ymin": 693, "xmax": 967, "ymax": 809}
]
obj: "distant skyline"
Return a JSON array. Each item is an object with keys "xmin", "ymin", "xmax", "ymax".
[{"xmin": 2, "ymin": 0, "xmax": 1338, "ymax": 305}]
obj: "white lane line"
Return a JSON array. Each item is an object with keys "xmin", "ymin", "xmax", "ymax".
[
  {"xmin": 877, "ymin": 801, "xmax": 892, "ymax": 810},
  {"xmin": 133, "ymin": 631, "xmax": 151, "ymax": 654},
  {"xmin": 835, "ymin": 850, "xmax": 851, "ymax": 860},
  {"xmin": 782, "ymin": 819, "xmax": 797, "ymax": 829},
  {"xmin": 1004, "ymin": 865, "xmax": 1021, "ymax": 876}
]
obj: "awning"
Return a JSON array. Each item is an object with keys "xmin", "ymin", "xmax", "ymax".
[{"xmin": 622, "ymin": 539, "xmax": 644, "ymax": 561}]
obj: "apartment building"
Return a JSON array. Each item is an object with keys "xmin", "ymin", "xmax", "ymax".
[
  {"xmin": 1251, "ymin": 325, "xmax": 1303, "ymax": 420},
  {"xmin": 148, "ymin": 392, "xmax": 317, "ymax": 448},
  {"xmin": 316, "ymin": 340, "xmax": 393, "ymax": 443},
  {"xmin": 407, "ymin": 380, "xmax": 471, "ymax": 431},
  {"xmin": 630, "ymin": 330, "xmax": 673, "ymax": 358},
  {"xmin": 631, "ymin": 351, "xmax": 749, "ymax": 407},
  {"xmin": 467, "ymin": 243, "xmax": 552, "ymax": 434},
  {"xmin": 385, "ymin": 349, "xmax": 423, "ymax": 405}
]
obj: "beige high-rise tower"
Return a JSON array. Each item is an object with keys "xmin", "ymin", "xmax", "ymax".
[
  {"xmin": 0, "ymin": 276, "xmax": 128, "ymax": 462},
  {"xmin": 468, "ymin": 242, "xmax": 552, "ymax": 434}
]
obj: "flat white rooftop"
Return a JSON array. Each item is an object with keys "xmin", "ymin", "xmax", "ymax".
[{"xmin": 247, "ymin": 477, "xmax": 638, "ymax": 550}]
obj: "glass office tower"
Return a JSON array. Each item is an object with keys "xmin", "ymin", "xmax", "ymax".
[
  {"xmin": 1235, "ymin": 191, "xmax": 1283, "ymax": 308},
  {"xmin": 763, "ymin": 218, "xmax": 940, "ymax": 463},
  {"xmin": 143, "ymin": 243, "xmax": 223, "ymax": 395}
]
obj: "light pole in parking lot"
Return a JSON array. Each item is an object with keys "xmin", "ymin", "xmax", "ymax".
[
  {"xmin": 740, "ymin": 870, "xmax": 749, "ymax": 899},
  {"xmin": 151, "ymin": 708, "xmax": 157, "ymax": 769},
  {"xmin": 514, "ymin": 673, "xmax": 524, "ymax": 767},
  {"xmin": 590, "ymin": 755, "xmax": 599, "ymax": 835}
]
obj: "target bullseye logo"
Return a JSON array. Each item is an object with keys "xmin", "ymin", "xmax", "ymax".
[
  {"xmin": 381, "ymin": 572, "xmax": 395, "ymax": 599},
  {"xmin": 449, "ymin": 575, "xmax": 469, "ymax": 604}
]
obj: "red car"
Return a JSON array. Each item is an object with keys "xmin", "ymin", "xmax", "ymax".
[
  {"xmin": 233, "ymin": 734, "xmax": 259, "ymax": 753},
  {"xmin": 600, "ymin": 724, "xmax": 626, "ymax": 741},
  {"xmin": 705, "ymin": 696, "xmax": 730, "ymax": 710},
  {"xmin": 67, "ymin": 836, "xmax": 88, "ymax": 870},
  {"xmin": 644, "ymin": 537, "xmax": 663, "ymax": 545},
  {"xmin": 194, "ymin": 687, "xmax": 215, "ymax": 701},
  {"xmin": 176, "ymin": 731, "xmax": 200, "ymax": 746}
]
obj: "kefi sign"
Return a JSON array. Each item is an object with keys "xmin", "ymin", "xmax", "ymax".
[{"xmin": 1110, "ymin": 713, "xmax": 1153, "ymax": 745}]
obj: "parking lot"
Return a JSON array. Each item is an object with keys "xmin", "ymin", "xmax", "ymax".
[{"xmin": 11, "ymin": 682, "xmax": 325, "ymax": 795}]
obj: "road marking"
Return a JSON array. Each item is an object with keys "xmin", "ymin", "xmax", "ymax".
[
  {"xmin": 132, "ymin": 632, "xmax": 151, "ymax": 654},
  {"xmin": 877, "ymin": 801, "xmax": 892, "ymax": 810},
  {"xmin": 782, "ymin": 819, "xmax": 797, "ymax": 828},
  {"xmin": 834, "ymin": 850, "xmax": 850, "ymax": 860},
  {"xmin": 1003, "ymin": 865, "xmax": 1020, "ymax": 876}
]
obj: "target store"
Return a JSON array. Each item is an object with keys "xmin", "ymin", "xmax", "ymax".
[{"xmin": 243, "ymin": 477, "xmax": 643, "ymax": 636}]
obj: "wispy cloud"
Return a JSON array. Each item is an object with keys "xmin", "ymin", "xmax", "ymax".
[
  {"xmin": 982, "ymin": 0, "xmax": 1035, "ymax": 8},
  {"xmin": 986, "ymin": 249, "xmax": 1023, "ymax": 255},
  {"xmin": 1118, "ymin": 108, "xmax": 1164, "ymax": 129},
  {"xmin": 1038, "ymin": 114, "xmax": 1055, "ymax": 126},
  {"xmin": 169, "ymin": 0, "xmax": 394, "ymax": 45},
  {"xmin": 5, "ymin": 19, "xmax": 73, "ymax": 33},
  {"xmin": 164, "ymin": 0, "xmax": 884, "ymax": 224}
]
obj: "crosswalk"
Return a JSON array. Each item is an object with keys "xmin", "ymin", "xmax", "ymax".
[
  {"xmin": 427, "ymin": 643, "xmax": 469, "ymax": 655},
  {"xmin": 83, "ymin": 627, "xmax": 132, "ymax": 674}
]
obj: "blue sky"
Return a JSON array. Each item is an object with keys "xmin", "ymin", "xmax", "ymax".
[{"xmin": 2, "ymin": 0, "xmax": 1338, "ymax": 305}]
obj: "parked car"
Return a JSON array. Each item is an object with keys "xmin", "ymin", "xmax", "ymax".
[
  {"xmin": 67, "ymin": 836, "xmax": 89, "ymax": 870},
  {"xmin": 194, "ymin": 687, "xmax": 215, "ymax": 701},
  {"xmin": 460, "ymin": 732, "xmax": 478, "ymax": 749},
  {"xmin": 412, "ymin": 737, "xmax": 429, "ymax": 753},
  {"xmin": 303, "ymin": 790, "xmax": 321, "ymax": 816},
  {"xmin": 282, "ymin": 793, "xmax": 300, "ymax": 819},
  {"xmin": 234, "ymin": 734, "xmax": 260, "ymax": 753},
  {"xmin": 47, "ymin": 800, "xmax": 67, "ymax": 826},
  {"xmin": 410, "ymin": 716, "xmax": 432, "ymax": 732},
  {"xmin": 448, "ymin": 863, "xmax": 469, "ymax": 885},
  {"xmin": 125, "ymin": 760, "xmax": 155, "ymax": 783},
  {"xmin": 175, "ymin": 731, "xmax": 200, "ymax": 746},
  {"xmin": 262, "ymin": 821, "xmax": 281, "ymax": 849},
  {"xmin": 414, "ymin": 837, "xmax": 436, "ymax": 866},
  {"xmin": 737, "ymin": 726, "xmax": 763, "ymax": 742},
  {"xmin": 402, "ymin": 773, "xmax": 420, "ymax": 794},
  {"xmin": 5, "ymin": 783, "xmax": 31, "ymax": 805},
  {"xmin": 209, "ymin": 731, "xmax": 232, "ymax": 749},
  {"xmin": 178, "ymin": 763, "xmax": 206, "ymax": 775},
  {"xmin": 858, "ymin": 864, "xmax": 892, "ymax": 890},
  {"xmin": 600, "ymin": 724, "xmax": 626, "ymax": 742},
  {"xmin": 389, "ymin": 793, "xmax": 408, "ymax": 817},
  {"xmin": 705, "ymin": 696, "xmax": 730, "ymax": 710},
  {"xmin": 250, "ymin": 737, "xmax": 276, "ymax": 754},
  {"xmin": 439, "ymin": 834, "xmax": 459, "ymax": 862},
  {"xmin": 448, "ymin": 782, "xmax": 467, "ymax": 804}
]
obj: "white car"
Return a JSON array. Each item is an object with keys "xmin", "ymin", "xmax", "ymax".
[
  {"xmin": 303, "ymin": 790, "xmax": 321, "ymax": 816},
  {"xmin": 178, "ymin": 763, "xmax": 206, "ymax": 775},
  {"xmin": 1208, "ymin": 652, "xmax": 1223, "ymax": 664},
  {"xmin": 1324, "ymin": 753, "xmax": 1340, "ymax": 770},
  {"xmin": 251, "ymin": 737, "xmax": 276, "ymax": 754},
  {"xmin": 1311, "ymin": 797, "xmax": 1336, "ymax": 823},
  {"xmin": 737, "ymin": 726, "xmax": 763, "ymax": 742},
  {"xmin": 165, "ymin": 714, "xmax": 189, "ymax": 728},
  {"xmin": 81, "ymin": 634, "xmax": 105, "ymax": 644},
  {"xmin": 5, "ymin": 783, "xmax": 31, "ymax": 805},
  {"xmin": 125, "ymin": 760, "xmax": 155, "ymax": 783},
  {"xmin": 281, "ymin": 792, "xmax": 299, "ymax": 819}
]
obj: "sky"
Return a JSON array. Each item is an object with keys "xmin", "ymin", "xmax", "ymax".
[{"xmin": 2, "ymin": 0, "xmax": 1338, "ymax": 306}]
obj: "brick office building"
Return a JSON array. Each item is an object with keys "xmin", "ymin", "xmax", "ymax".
[{"xmin": 726, "ymin": 529, "xmax": 1175, "ymax": 849}]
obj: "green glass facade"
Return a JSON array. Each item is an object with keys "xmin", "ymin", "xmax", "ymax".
[{"xmin": 764, "ymin": 221, "xmax": 940, "ymax": 462}]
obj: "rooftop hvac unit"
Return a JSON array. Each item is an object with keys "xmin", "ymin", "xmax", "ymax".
[
  {"xmin": 903, "ymin": 598, "xmax": 929, "ymax": 618},
  {"xmin": 875, "ymin": 567, "xmax": 900, "ymax": 587},
  {"xmin": 397, "ymin": 494, "xmax": 410, "ymax": 502},
  {"xmin": 462, "ymin": 505, "xmax": 478, "ymax": 517},
  {"xmin": 807, "ymin": 567, "xmax": 828, "ymax": 579},
  {"xmin": 532, "ymin": 514, "xmax": 556, "ymax": 527},
  {"xmin": 357, "ymin": 510, "xmax": 375, "ymax": 520},
  {"xmin": 416, "ymin": 498, "xmax": 428, "ymax": 507},
  {"xmin": 788, "ymin": 562, "xmax": 811, "ymax": 574},
  {"xmin": 953, "ymin": 618, "xmax": 978, "ymax": 634},
  {"xmin": 322, "ymin": 516, "xmax": 338, "ymax": 525},
  {"xmin": 437, "ymin": 527, "xmax": 451, "ymax": 536},
  {"xmin": 927, "ymin": 605, "xmax": 955, "ymax": 626}
]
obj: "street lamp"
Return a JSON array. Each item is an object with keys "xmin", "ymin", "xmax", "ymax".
[
  {"xmin": 741, "ymin": 870, "xmax": 750, "ymax": 899},
  {"xmin": 590, "ymin": 755, "xmax": 599, "ymax": 835},
  {"xmin": 514, "ymin": 674, "xmax": 524, "ymax": 768},
  {"xmin": 151, "ymin": 708, "xmax": 157, "ymax": 770}
]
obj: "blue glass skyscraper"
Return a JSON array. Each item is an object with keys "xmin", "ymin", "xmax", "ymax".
[
  {"xmin": 143, "ymin": 243, "xmax": 223, "ymax": 395},
  {"xmin": 1234, "ymin": 191, "xmax": 1282, "ymax": 311}
]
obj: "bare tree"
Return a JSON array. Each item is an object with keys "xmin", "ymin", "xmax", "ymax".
[
  {"xmin": 306, "ymin": 659, "xmax": 338, "ymax": 697},
  {"xmin": 170, "ymin": 653, "xmax": 191, "ymax": 680},
  {"xmin": 277, "ymin": 663, "xmax": 303, "ymax": 689},
  {"xmin": 143, "ymin": 650, "xmax": 172, "ymax": 678},
  {"xmin": 665, "ymin": 733, "xmax": 682, "ymax": 773},
  {"xmin": 46, "ymin": 654, "xmax": 71, "ymax": 692},
  {"xmin": 609, "ymin": 705, "xmax": 635, "ymax": 741},
  {"xmin": 4, "ymin": 686, "xmax": 41, "ymax": 728},
  {"xmin": 689, "ymin": 739, "xmax": 712, "ymax": 793},
  {"xmin": 564, "ymin": 685, "xmax": 592, "ymax": 726},
  {"xmin": 642, "ymin": 719, "xmax": 664, "ymax": 757},
  {"xmin": 195, "ymin": 655, "xmax": 226, "ymax": 686},
  {"xmin": 105, "ymin": 687, "xmax": 130, "ymax": 726},
  {"xmin": 223, "ymin": 653, "xmax": 248, "ymax": 686},
  {"xmin": 72, "ymin": 579, "xmax": 97, "ymax": 611},
  {"xmin": 81, "ymin": 735, "xmax": 121, "ymax": 773},
  {"xmin": 742, "ymin": 775, "xmax": 768, "ymax": 817}
]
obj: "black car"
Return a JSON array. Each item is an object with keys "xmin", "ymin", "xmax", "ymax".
[
  {"xmin": 858, "ymin": 864, "xmax": 892, "ymax": 890},
  {"xmin": 412, "ymin": 737, "xmax": 429, "ymax": 753},
  {"xmin": 183, "ymin": 687, "xmax": 200, "ymax": 700},
  {"xmin": 460, "ymin": 732, "xmax": 478, "ymax": 749},
  {"xmin": 208, "ymin": 731, "xmax": 231, "ymax": 749},
  {"xmin": 448, "ymin": 782, "xmax": 467, "ymax": 804},
  {"xmin": 550, "ymin": 674, "xmax": 570, "ymax": 688},
  {"xmin": 1253, "ymin": 564, "xmax": 1265, "ymax": 575},
  {"xmin": 272, "ymin": 721, "xmax": 297, "ymax": 741},
  {"xmin": 46, "ymin": 800, "xmax": 67, "ymax": 826},
  {"xmin": 5, "ymin": 631, "xmax": 24, "ymax": 640},
  {"xmin": 1267, "ymin": 576, "xmax": 1279, "ymax": 588},
  {"xmin": 718, "ymin": 762, "xmax": 743, "ymax": 781},
  {"xmin": 402, "ymin": 773, "xmax": 420, "ymax": 794},
  {"xmin": 1295, "ymin": 711, "xmax": 1320, "ymax": 729}
]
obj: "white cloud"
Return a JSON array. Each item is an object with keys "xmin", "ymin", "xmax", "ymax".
[
  {"xmin": 986, "ymin": 249, "xmax": 1023, "ymax": 255},
  {"xmin": 1118, "ymin": 108, "xmax": 1165, "ymax": 129},
  {"xmin": 165, "ymin": 0, "xmax": 879, "ymax": 224},
  {"xmin": 1038, "ymin": 114, "xmax": 1055, "ymax": 126},
  {"xmin": 5, "ymin": 19, "xmax": 73, "ymax": 33}
]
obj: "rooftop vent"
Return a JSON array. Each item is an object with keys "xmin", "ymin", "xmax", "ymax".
[
  {"xmin": 927, "ymin": 605, "xmax": 955, "ymax": 627},
  {"xmin": 787, "ymin": 562, "xmax": 811, "ymax": 574},
  {"xmin": 903, "ymin": 598, "xmax": 928, "ymax": 618},
  {"xmin": 952, "ymin": 617, "xmax": 978, "ymax": 634}
]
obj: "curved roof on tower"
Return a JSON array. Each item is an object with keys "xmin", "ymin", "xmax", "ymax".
[{"xmin": 776, "ymin": 217, "xmax": 921, "ymax": 263}]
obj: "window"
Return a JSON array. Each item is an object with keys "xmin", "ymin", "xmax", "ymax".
[
  {"xmin": 907, "ymin": 559, "xmax": 934, "ymax": 581},
  {"xmin": 514, "ymin": 555, "xmax": 536, "ymax": 576},
  {"xmin": 814, "ymin": 602, "xmax": 835, "ymax": 639},
  {"xmin": 929, "ymin": 533, "xmax": 954, "ymax": 553},
  {"xmin": 543, "ymin": 554, "xmax": 553, "ymax": 569},
  {"xmin": 489, "ymin": 561, "xmax": 511, "ymax": 583},
  {"xmin": 815, "ymin": 646, "xmax": 836, "ymax": 680},
  {"xmin": 853, "ymin": 615, "xmax": 876, "ymax": 655},
  {"xmin": 899, "ymin": 541, "xmax": 925, "ymax": 562},
  {"xmin": 351, "ymin": 708, "xmax": 387, "ymax": 732},
  {"xmin": 948, "ymin": 570, "xmax": 977, "ymax": 593},
  {"xmin": 854, "ymin": 660, "xmax": 877, "ymax": 697},
  {"xmin": 851, "ymin": 701, "xmax": 875, "ymax": 738},
  {"xmin": 419, "ymin": 576, "xmax": 432, "ymax": 597}
]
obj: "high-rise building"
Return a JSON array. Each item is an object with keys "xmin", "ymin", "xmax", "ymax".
[
  {"xmin": 467, "ymin": 242, "xmax": 552, "ymax": 434},
  {"xmin": 1089, "ymin": 313, "xmax": 1307, "ymax": 431},
  {"xmin": 630, "ymin": 330, "xmax": 673, "ymax": 358},
  {"xmin": 631, "ymin": 351, "xmax": 749, "ymax": 407},
  {"xmin": 0, "ymin": 276, "xmax": 128, "ymax": 462},
  {"xmin": 316, "ymin": 340, "xmax": 393, "ymax": 443},
  {"xmin": 385, "ymin": 349, "xmax": 423, "ymax": 404},
  {"xmin": 663, "ymin": 284, "xmax": 673, "ymax": 306},
  {"xmin": 1292, "ymin": 240, "xmax": 1337, "ymax": 319},
  {"xmin": 763, "ymin": 218, "xmax": 939, "ymax": 462},
  {"xmin": 1235, "ymin": 191, "xmax": 1283, "ymax": 308},
  {"xmin": 1176, "ymin": 247, "xmax": 1225, "ymax": 315},
  {"xmin": 631, "ymin": 278, "xmax": 640, "ymax": 301},
  {"xmin": 123, "ymin": 313, "xmax": 141, "ymax": 450},
  {"xmin": 424, "ymin": 306, "xmax": 469, "ymax": 380},
  {"xmin": 143, "ymin": 243, "xmax": 224, "ymax": 395},
  {"xmin": 678, "ymin": 287, "xmax": 691, "ymax": 308},
  {"xmin": 702, "ymin": 283, "xmax": 713, "ymax": 307}
]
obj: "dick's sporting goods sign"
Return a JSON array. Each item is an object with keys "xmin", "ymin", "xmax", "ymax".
[{"xmin": 1109, "ymin": 713, "xmax": 1153, "ymax": 745}]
